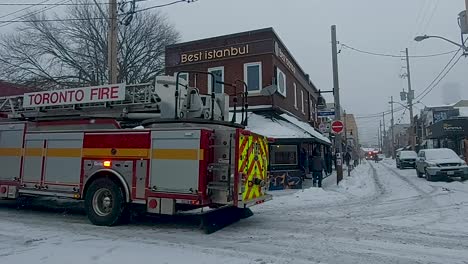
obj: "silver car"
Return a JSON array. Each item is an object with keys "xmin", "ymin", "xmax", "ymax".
[
  {"xmin": 396, "ymin": 150, "xmax": 417, "ymax": 169},
  {"xmin": 415, "ymin": 148, "xmax": 468, "ymax": 182}
]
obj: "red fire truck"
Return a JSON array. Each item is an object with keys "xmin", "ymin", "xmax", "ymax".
[{"xmin": 0, "ymin": 74, "xmax": 271, "ymax": 232}]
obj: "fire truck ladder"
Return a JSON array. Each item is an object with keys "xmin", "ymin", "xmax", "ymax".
[{"xmin": 0, "ymin": 82, "xmax": 161, "ymax": 120}]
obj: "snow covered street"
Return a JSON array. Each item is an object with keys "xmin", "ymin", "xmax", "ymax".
[{"xmin": 2, "ymin": 159, "xmax": 468, "ymax": 264}]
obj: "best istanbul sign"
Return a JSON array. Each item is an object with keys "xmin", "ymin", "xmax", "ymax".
[
  {"xmin": 23, "ymin": 84, "xmax": 126, "ymax": 108},
  {"xmin": 180, "ymin": 44, "xmax": 250, "ymax": 64}
]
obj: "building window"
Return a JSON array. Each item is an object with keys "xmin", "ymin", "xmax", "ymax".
[
  {"xmin": 293, "ymin": 83, "xmax": 297, "ymax": 109},
  {"xmin": 244, "ymin": 62, "xmax": 262, "ymax": 93},
  {"xmin": 270, "ymin": 145, "xmax": 297, "ymax": 165},
  {"xmin": 301, "ymin": 90, "xmax": 305, "ymax": 114},
  {"xmin": 174, "ymin": 72, "xmax": 189, "ymax": 85},
  {"xmin": 309, "ymin": 95, "xmax": 314, "ymax": 120},
  {"xmin": 276, "ymin": 68, "xmax": 286, "ymax": 97},
  {"xmin": 208, "ymin": 66, "xmax": 224, "ymax": 93}
]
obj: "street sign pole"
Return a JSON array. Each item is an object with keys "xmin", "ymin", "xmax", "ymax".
[{"xmin": 331, "ymin": 25, "xmax": 343, "ymax": 185}]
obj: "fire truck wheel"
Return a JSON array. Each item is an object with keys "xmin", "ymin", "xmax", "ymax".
[{"xmin": 85, "ymin": 178, "xmax": 127, "ymax": 226}]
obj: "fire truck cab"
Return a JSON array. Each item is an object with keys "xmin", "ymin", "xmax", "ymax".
[{"xmin": 0, "ymin": 74, "xmax": 271, "ymax": 231}]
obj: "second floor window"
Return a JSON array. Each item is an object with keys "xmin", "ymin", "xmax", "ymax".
[
  {"xmin": 276, "ymin": 68, "xmax": 286, "ymax": 97},
  {"xmin": 293, "ymin": 83, "xmax": 297, "ymax": 109},
  {"xmin": 244, "ymin": 62, "xmax": 262, "ymax": 93},
  {"xmin": 208, "ymin": 66, "xmax": 224, "ymax": 93}
]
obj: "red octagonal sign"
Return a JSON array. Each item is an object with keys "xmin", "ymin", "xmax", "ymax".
[{"xmin": 331, "ymin": 120, "xmax": 344, "ymax": 134}]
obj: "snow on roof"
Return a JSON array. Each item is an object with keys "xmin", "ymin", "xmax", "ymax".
[
  {"xmin": 236, "ymin": 112, "xmax": 310, "ymax": 139},
  {"xmin": 279, "ymin": 113, "xmax": 331, "ymax": 144},
  {"xmin": 228, "ymin": 112, "xmax": 331, "ymax": 144}
]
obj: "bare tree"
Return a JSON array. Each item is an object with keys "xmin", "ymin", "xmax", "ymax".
[{"xmin": 0, "ymin": 0, "xmax": 180, "ymax": 89}]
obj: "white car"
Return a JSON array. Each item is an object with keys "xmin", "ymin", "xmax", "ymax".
[{"xmin": 415, "ymin": 148, "xmax": 468, "ymax": 182}]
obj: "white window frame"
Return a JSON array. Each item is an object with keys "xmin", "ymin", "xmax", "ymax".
[
  {"xmin": 293, "ymin": 83, "xmax": 298, "ymax": 109},
  {"xmin": 243, "ymin": 62, "xmax": 262, "ymax": 94},
  {"xmin": 301, "ymin": 90, "xmax": 305, "ymax": 114},
  {"xmin": 208, "ymin": 66, "xmax": 224, "ymax": 94},
  {"xmin": 276, "ymin": 68, "xmax": 287, "ymax": 97}
]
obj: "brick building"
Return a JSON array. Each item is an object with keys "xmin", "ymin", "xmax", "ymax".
[{"xmin": 165, "ymin": 28, "xmax": 331, "ymax": 190}]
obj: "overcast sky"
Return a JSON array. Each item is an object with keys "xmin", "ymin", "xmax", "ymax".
[{"xmin": 1, "ymin": 0, "xmax": 467, "ymax": 145}]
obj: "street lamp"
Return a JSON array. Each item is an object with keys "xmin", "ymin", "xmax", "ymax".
[{"xmin": 414, "ymin": 35, "xmax": 468, "ymax": 53}]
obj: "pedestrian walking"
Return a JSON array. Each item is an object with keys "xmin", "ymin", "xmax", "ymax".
[
  {"xmin": 374, "ymin": 153, "xmax": 379, "ymax": 163},
  {"xmin": 344, "ymin": 151, "xmax": 351, "ymax": 167},
  {"xmin": 325, "ymin": 149, "xmax": 333, "ymax": 174},
  {"xmin": 309, "ymin": 150, "xmax": 326, "ymax": 188},
  {"xmin": 352, "ymin": 149, "xmax": 359, "ymax": 168},
  {"xmin": 299, "ymin": 148, "xmax": 307, "ymax": 179}
]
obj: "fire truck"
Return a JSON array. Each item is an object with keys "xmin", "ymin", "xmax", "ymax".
[{"xmin": 0, "ymin": 73, "xmax": 271, "ymax": 233}]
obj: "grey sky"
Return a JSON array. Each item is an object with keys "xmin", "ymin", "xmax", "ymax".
[{"xmin": 1, "ymin": 0, "xmax": 467, "ymax": 145}]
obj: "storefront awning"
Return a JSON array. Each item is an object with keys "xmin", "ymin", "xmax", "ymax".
[
  {"xmin": 230, "ymin": 112, "xmax": 331, "ymax": 145},
  {"xmin": 427, "ymin": 117, "xmax": 468, "ymax": 139}
]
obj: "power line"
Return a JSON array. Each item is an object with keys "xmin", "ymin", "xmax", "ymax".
[
  {"xmin": 0, "ymin": 2, "xmax": 108, "ymax": 6},
  {"xmin": 0, "ymin": 0, "xmax": 197, "ymax": 23},
  {"xmin": 0, "ymin": 0, "xmax": 52, "ymax": 20},
  {"xmin": 414, "ymin": 37, "xmax": 467, "ymax": 101},
  {"xmin": 0, "ymin": 0, "xmax": 72, "ymax": 27},
  {"xmin": 341, "ymin": 43, "xmax": 458, "ymax": 58},
  {"xmin": 420, "ymin": 0, "xmax": 440, "ymax": 34},
  {"xmin": 133, "ymin": 0, "xmax": 196, "ymax": 13},
  {"xmin": 418, "ymin": 54, "xmax": 463, "ymax": 101}
]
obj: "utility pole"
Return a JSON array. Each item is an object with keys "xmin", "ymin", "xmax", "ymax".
[
  {"xmin": 331, "ymin": 25, "xmax": 343, "ymax": 184},
  {"xmin": 389, "ymin": 96, "xmax": 395, "ymax": 159},
  {"xmin": 382, "ymin": 112, "xmax": 386, "ymax": 155},
  {"xmin": 379, "ymin": 120, "xmax": 383, "ymax": 151},
  {"xmin": 108, "ymin": 0, "xmax": 118, "ymax": 84},
  {"xmin": 405, "ymin": 48, "xmax": 415, "ymax": 150},
  {"xmin": 344, "ymin": 110, "xmax": 347, "ymax": 150}
]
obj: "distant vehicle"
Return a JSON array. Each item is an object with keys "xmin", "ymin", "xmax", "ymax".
[
  {"xmin": 415, "ymin": 148, "xmax": 468, "ymax": 181},
  {"xmin": 365, "ymin": 151, "xmax": 379, "ymax": 160},
  {"xmin": 396, "ymin": 150, "xmax": 417, "ymax": 169}
]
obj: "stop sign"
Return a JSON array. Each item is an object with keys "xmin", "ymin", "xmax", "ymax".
[{"xmin": 331, "ymin": 120, "xmax": 344, "ymax": 134}]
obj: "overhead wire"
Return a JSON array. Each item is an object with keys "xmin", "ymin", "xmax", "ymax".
[
  {"xmin": 0, "ymin": 0, "xmax": 52, "ymax": 20},
  {"xmin": 341, "ymin": 43, "xmax": 458, "ymax": 58},
  {"xmin": 414, "ymin": 37, "xmax": 467, "ymax": 101},
  {"xmin": 0, "ymin": 0, "xmax": 72, "ymax": 27},
  {"xmin": 0, "ymin": 0, "xmax": 197, "ymax": 23},
  {"xmin": 420, "ymin": 0, "xmax": 440, "ymax": 34},
  {"xmin": 417, "ymin": 54, "xmax": 463, "ymax": 101}
]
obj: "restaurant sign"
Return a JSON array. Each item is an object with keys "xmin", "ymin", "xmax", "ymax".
[
  {"xmin": 274, "ymin": 42, "xmax": 296, "ymax": 74},
  {"xmin": 180, "ymin": 44, "xmax": 250, "ymax": 64}
]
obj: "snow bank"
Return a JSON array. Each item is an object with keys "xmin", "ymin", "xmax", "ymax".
[
  {"xmin": 259, "ymin": 162, "xmax": 375, "ymax": 212},
  {"xmin": 336, "ymin": 162, "xmax": 376, "ymax": 198}
]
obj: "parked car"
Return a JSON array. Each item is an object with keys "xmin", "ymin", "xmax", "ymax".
[
  {"xmin": 396, "ymin": 150, "xmax": 417, "ymax": 169},
  {"xmin": 415, "ymin": 148, "xmax": 468, "ymax": 181}
]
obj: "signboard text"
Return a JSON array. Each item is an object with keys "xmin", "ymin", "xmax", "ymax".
[
  {"xmin": 23, "ymin": 84, "xmax": 126, "ymax": 108},
  {"xmin": 180, "ymin": 45, "xmax": 249, "ymax": 64}
]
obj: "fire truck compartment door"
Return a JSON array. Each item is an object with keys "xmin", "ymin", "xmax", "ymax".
[
  {"xmin": 43, "ymin": 133, "xmax": 83, "ymax": 185},
  {"xmin": 0, "ymin": 123, "xmax": 25, "ymax": 181},
  {"xmin": 150, "ymin": 130, "xmax": 202, "ymax": 194}
]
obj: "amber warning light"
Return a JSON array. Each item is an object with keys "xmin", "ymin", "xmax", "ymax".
[{"xmin": 103, "ymin": 161, "xmax": 112, "ymax": 167}]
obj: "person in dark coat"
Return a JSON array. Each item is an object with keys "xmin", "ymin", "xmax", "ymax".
[
  {"xmin": 309, "ymin": 150, "xmax": 326, "ymax": 187},
  {"xmin": 344, "ymin": 151, "xmax": 351, "ymax": 167},
  {"xmin": 299, "ymin": 148, "xmax": 307, "ymax": 178},
  {"xmin": 325, "ymin": 149, "xmax": 333, "ymax": 174}
]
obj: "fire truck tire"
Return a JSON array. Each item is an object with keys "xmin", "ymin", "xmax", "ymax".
[{"xmin": 85, "ymin": 178, "xmax": 127, "ymax": 226}]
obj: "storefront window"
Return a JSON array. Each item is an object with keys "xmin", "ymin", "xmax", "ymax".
[
  {"xmin": 244, "ymin": 62, "xmax": 262, "ymax": 92},
  {"xmin": 276, "ymin": 68, "xmax": 286, "ymax": 97},
  {"xmin": 270, "ymin": 145, "xmax": 297, "ymax": 165},
  {"xmin": 208, "ymin": 67, "xmax": 224, "ymax": 93}
]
